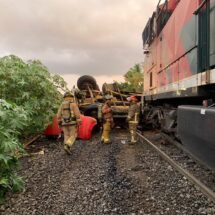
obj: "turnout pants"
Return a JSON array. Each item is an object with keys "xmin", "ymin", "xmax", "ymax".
[
  {"xmin": 62, "ymin": 125, "xmax": 77, "ymax": 147},
  {"xmin": 129, "ymin": 121, "xmax": 138, "ymax": 144},
  {"xmin": 101, "ymin": 119, "xmax": 112, "ymax": 144}
]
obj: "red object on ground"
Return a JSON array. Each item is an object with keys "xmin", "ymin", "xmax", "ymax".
[
  {"xmin": 44, "ymin": 116, "xmax": 61, "ymax": 136},
  {"xmin": 78, "ymin": 115, "xmax": 97, "ymax": 140},
  {"xmin": 44, "ymin": 115, "xmax": 97, "ymax": 140}
]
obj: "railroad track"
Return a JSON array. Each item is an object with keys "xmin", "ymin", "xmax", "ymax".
[
  {"xmin": 2, "ymin": 129, "xmax": 215, "ymax": 214},
  {"xmin": 137, "ymin": 132, "xmax": 215, "ymax": 204}
]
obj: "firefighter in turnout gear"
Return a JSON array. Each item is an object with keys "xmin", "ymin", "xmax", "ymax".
[
  {"xmin": 57, "ymin": 91, "xmax": 82, "ymax": 154},
  {"xmin": 101, "ymin": 94, "xmax": 113, "ymax": 144},
  {"xmin": 127, "ymin": 96, "xmax": 140, "ymax": 144}
]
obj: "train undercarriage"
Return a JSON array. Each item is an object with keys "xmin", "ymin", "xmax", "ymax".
[{"xmin": 142, "ymin": 86, "xmax": 215, "ymax": 170}]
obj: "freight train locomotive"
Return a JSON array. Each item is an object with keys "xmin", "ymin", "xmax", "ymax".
[{"xmin": 142, "ymin": 0, "xmax": 215, "ymax": 169}]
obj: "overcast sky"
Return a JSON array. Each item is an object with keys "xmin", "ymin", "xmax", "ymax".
[{"xmin": 0, "ymin": 0, "xmax": 157, "ymax": 88}]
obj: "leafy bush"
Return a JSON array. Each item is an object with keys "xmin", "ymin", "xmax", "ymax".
[
  {"xmin": 115, "ymin": 64, "xmax": 144, "ymax": 93},
  {"xmin": 0, "ymin": 55, "xmax": 68, "ymax": 202},
  {"xmin": 0, "ymin": 55, "xmax": 68, "ymax": 134},
  {"xmin": 0, "ymin": 100, "xmax": 28, "ymax": 203}
]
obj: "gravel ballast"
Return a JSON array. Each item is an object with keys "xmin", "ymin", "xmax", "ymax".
[{"xmin": 0, "ymin": 129, "xmax": 214, "ymax": 214}]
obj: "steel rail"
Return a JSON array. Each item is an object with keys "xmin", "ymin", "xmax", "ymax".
[{"xmin": 137, "ymin": 132, "xmax": 215, "ymax": 204}]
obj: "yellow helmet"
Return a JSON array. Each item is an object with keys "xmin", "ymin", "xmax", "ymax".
[{"xmin": 63, "ymin": 91, "xmax": 74, "ymax": 98}]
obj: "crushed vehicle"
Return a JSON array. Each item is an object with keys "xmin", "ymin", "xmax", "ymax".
[
  {"xmin": 74, "ymin": 75, "xmax": 130, "ymax": 128},
  {"xmin": 44, "ymin": 75, "xmax": 140, "ymax": 138}
]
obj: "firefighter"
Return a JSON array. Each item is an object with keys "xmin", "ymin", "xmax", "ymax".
[
  {"xmin": 101, "ymin": 94, "xmax": 114, "ymax": 144},
  {"xmin": 57, "ymin": 91, "xmax": 82, "ymax": 154},
  {"xmin": 127, "ymin": 96, "xmax": 140, "ymax": 144}
]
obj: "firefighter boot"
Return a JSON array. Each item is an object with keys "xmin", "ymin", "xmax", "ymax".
[
  {"xmin": 64, "ymin": 136, "xmax": 76, "ymax": 154},
  {"xmin": 130, "ymin": 129, "xmax": 137, "ymax": 144},
  {"xmin": 64, "ymin": 144, "xmax": 72, "ymax": 154},
  {"xmin": 103, "ymin": 121, "xmax": 111, "ymax": 144}
]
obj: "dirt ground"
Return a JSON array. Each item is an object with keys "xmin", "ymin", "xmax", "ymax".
[{"xmin": 0, "ymin": 129, "xmax": 214, "ymax": 215}]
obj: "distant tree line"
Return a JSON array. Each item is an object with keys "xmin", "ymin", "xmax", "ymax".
[{"xmin": 114, "ymin": 63, "xmax": 144, "ymax": 93}]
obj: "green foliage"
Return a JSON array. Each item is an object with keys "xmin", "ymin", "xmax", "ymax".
[
  {"xmin": 114, "ymin": 81, "xmax": 136, "ymax": 92},
  {"xmin": 0, "ymin": 55, "xmax": 68, "ymax": 202},
  {"xmin": 115, "ymin": 64, "xmax": 144, "ymax": 93},
  {"xmin": 0, "ymin": 55, "xmax": 68, "ymax": 134},
  {"xmin": 0, "ymin": 100, "xmax": 28, "ymax": 203}
]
